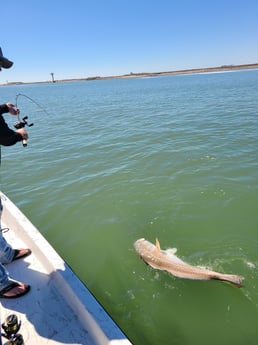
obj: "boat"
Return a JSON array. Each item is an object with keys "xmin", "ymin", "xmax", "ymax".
[{"xmin": 0, "ymin": 191, "xmax": 132, "ymax": 345}]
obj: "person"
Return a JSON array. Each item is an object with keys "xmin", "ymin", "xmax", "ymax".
[
  {"xmin": 0, "ymin": 47, "xmax": 31, "ymax": 298},
  {"xmin": 0, "ymin": 103, "xmax": 28, "ymax": 146}
]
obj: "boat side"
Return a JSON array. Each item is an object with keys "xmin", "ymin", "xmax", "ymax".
[{"xmin": 0, "ymin": 192, "xmax": 132, "ymax": 345}]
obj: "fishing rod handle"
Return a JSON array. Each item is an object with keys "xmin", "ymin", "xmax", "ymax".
[{"xmin": 22, "ymin": 139, "xmax": 27, "ymax": 147}]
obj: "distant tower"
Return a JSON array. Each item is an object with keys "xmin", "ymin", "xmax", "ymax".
[{"xmin": 50, "ymin": 72, "xmax": 55, "ymax": 83}]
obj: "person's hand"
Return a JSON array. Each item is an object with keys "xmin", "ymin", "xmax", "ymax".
[
  {"xmin": 6, "ymin": 103, "xmax": 20, "ymax": 115},
  {"xmin": 16, "ymin": 128, "xmax": 28, "ymax": 140}
]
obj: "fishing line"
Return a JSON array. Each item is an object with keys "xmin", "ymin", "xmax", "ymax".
[{"xmin": 15, "ymin": 93, "xmax": 51, "ymax": 118}]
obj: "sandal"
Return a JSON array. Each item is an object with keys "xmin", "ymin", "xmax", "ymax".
[
  {"xmin": 0, "ymin": 281, "xmax": 30, "ymax": 299},
  {"xmin": 12, "ymin": 248, "xmax": 32, "ymax": 262}
]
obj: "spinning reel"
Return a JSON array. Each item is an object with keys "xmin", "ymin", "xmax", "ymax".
[
  {"xmin": 1, "ymin": 314, "xmax": 24, "ymax": 345},
  {"xmin": 13, "ymin": 116, "xmax": 34, "ymax": 147}
]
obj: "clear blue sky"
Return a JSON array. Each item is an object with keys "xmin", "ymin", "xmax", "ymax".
[{"xmin": 1, "ymin": 0, "xmax": 257, "ymax": 83}]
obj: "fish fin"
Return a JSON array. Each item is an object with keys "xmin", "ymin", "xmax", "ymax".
[
  {"xmin": 165, "ymin": 248, "xmax": 177, "ymax": 255},
  {"xmin": 213, "ymin": 274, "xmax": 245, "ymax": 288},
  {"xmin": 155, "ymin": 238, "xmax": 161, "ymax": 251}
]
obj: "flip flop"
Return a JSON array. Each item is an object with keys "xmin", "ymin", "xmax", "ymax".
[
  {"xmin": 12, "ymin": 248, "xmax": 32, "ymax": 262},
  {"xmin": 0, "ymin": 281, "xmax": 30, "ymax": 299}
]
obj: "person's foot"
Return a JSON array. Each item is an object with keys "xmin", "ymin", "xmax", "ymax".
[
  {"xmin": 12, "ymin": 248, "xmax": 32, "ymax": 262},
  {"xmin": 0, "ymin": 281, "xmax": 30, "ymax": 298}
]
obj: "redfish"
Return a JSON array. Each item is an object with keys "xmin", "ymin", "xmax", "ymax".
[{"xmin": 134, "ymin": 238, "xmax": 244, "ymax": 287}]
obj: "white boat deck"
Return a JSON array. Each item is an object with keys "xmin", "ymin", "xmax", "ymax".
[{"xmin": 0, "ymin": 193, "xmax": 132, "ymax": 345}]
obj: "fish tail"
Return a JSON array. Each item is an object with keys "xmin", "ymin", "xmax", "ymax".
[{"xmin": 213, "ymin": 274, "xmax": 245, "ymax": 288}]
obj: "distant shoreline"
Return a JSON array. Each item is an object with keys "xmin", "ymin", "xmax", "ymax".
[{"xmin": 2, "ymin": 63, "xmax": 258, "ymax": 86}]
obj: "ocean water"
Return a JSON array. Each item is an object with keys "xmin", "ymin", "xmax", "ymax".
[{"xmin": 1, "ymin": 70, "xmax": 258, "ymax": 345}]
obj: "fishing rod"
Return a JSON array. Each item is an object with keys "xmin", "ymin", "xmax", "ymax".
[{"xmin": 12, "ymin": 93, "xmax": 50, "ymax": 147}]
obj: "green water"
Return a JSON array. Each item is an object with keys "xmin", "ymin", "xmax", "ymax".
[{"xmin": 1, "ymin": 70, "xmax": 258, "ymax": 344}]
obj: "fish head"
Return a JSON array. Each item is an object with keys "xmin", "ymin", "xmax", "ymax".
[
  {"xmin": 134, "ymin": 238, "xmax": 160, "ymax": 257},
  {"xmin": 134, "ymin": 238, "xmax": 145, "ymax": 253}
]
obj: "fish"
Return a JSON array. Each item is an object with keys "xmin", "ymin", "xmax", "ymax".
[{"xmin": 134, "ymin": 238, "xmax": 244, "ymax": 288}]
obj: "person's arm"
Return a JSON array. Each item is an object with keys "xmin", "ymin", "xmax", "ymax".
[
  {"xmin": 0, "ymin": 103, "xmax": 9, "ymax": 115},
  {"xmin": 0, "ymin": 104, "xmax": 23, "ymax": 146}
]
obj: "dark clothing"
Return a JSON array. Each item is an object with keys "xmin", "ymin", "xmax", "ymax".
[{"xmin": 0, "ymin": 104, "xmax": 22, "ymax": 146}]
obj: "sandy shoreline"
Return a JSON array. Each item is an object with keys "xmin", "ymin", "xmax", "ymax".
[{"xmin": 2, "ymin": 63, "xmax": 258, "ymax": 86}]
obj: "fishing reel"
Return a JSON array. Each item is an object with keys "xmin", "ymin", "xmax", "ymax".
[
  {"xmin": 13, "ymin": 116, "xmax": 34, "ymax": 147},
  {"xmin": 14, "ymin": 116, "xmax": 34, "ymax": 129},
  {"xmin": 1, "ymin": 314, "xmax": 24, "ymax": 345}
]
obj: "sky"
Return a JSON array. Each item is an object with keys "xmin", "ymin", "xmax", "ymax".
[{"xmin": 1, "ymin": 0, "xmax": 258, "ymax": 83}]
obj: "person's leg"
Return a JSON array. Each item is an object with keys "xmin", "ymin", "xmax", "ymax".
[
  {"xmin": 0, "ymin": 197, "xmax": 31, "ymax": 263},
  {"xmin": 0, "ymin": 232, "xmax": 15, "ymax": 264},
  {"xmin": 0, "ymin": 262, "xmax": 30, "ymax": 298},
  {"xmin": 0, "ymin": 262, "xmax": 9, "ymax": 287},
  {"xmin": 0, "ymin": 197, "xmax": 15, "ymax": 263},
  {"xmin": 0, "ymin": 198, "xmax": 30, "ymax": 298}
]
